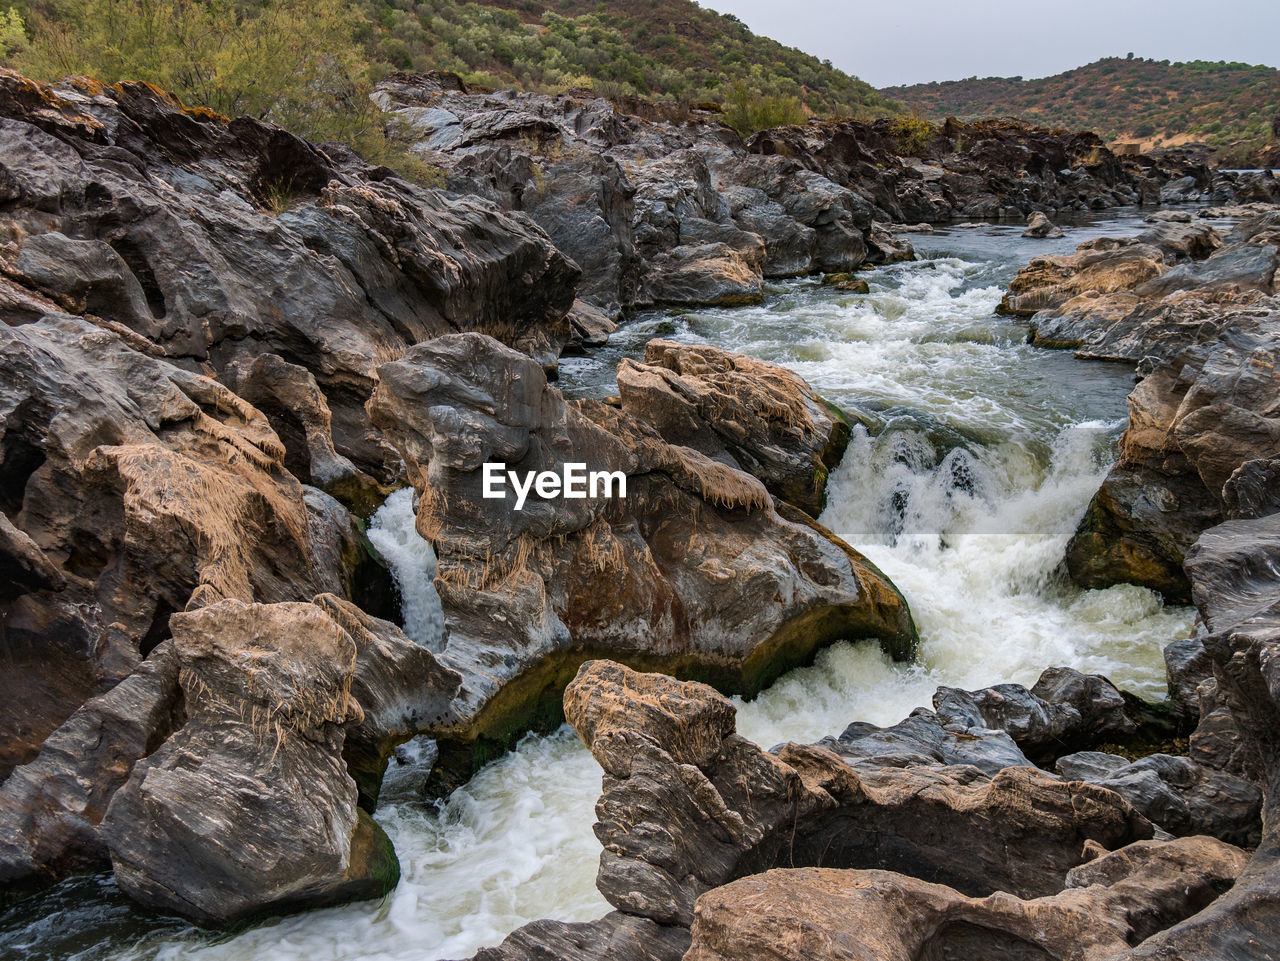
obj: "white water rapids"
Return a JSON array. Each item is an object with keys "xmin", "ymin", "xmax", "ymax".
[{"xmin": 7, "ymin": 220, "xmax": 1198, "ymax": 961}]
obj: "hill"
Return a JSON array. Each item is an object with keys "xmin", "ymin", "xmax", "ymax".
[
  {"xmin": 4, "ymin": 0, "xmax": 900, "ymax": 156},
  {"xmin": 884, "ymin": 57, "xmax": 1280, "ymax": 163}
]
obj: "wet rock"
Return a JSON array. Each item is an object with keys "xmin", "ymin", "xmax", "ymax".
[
  {"xmin": 865, "ymin": 223, "xmax": 915, "ymax": 263},
  {"xmin": 0, "ymin": 69, "xmax": 579, "ymax": 482},
  {"xmin": 820, "ymin": 272, "xmax": 871, "ymax": 293},
  {"xmin": 1118, "ymin": 511, "xmax": 1280, "ymax": 958},
  {"xmin": 1145, "ymin": 210, "xmax": 1194, "ymax": 223},
  {"xmin": 1056, "ymin": 751, "xmax": 1261, "ymax": 847},
  {"xmin": 368, "ymin": 334, "xmax": 916, "ymax": 786},
  {"xmin": 684, "ymin": 838, "xmax": 1247, "ymax": 961},
  {"xmin": 1067, "ymin": 321, "xmax": 1280, "ymax": 601},
  {"xmin": 1022, "ymin": 210, "xmax": 1064, "ymax": 238},
  {"xmin": 616, "ymin": 339, "xmax": 851, "ymax": 515},
  {"xmin": 564, "ymin": 300, "xmax": 618, "ymax": 353},
  {"xmin": 100, "ymin": 599, "xmax": 399, "ymax": 926},
  {"xmin": 932, "ymin": 666, "xmax": 1137, "ymax": 765},
  {"xmin": 827, "ymin": 709, "xmax": 1033, "ymax": 775},
  {"xmin": 1163, "ymin": 637, "xmax": 1212, "ymax": 720},
  {"xmin": 0, "ymin": 315, "xmax": 364, "ymax": 779},
  {"xmin": 564, "ymin": 660, "xmax": 1153, "ymax": 928},
  {"xmin": 315, "ymin": 594, "xmax": 463, "ymax": 810}
]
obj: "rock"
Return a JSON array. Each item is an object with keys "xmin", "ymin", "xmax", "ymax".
[
  {"xmin": 0, "ymin": 69, "xmax": 579, "ymax": 482},
  {"xmin": 1163, "ymin": 637, "xmax": 1212, "ymax": 720},
  {"xmin": 1056, "ymin": 751, "xmax": 1261, "ymax": 847},
  {"xmin": 615, "ymin": 339, "xmax": 851, "ymax": 515},
  {"xmin": 932, "ymin": 666, "xmax": 1138, "ymax": 765},
  {"xmin": 820, "ymin": 272, "xmax": 871, "ymax": 293},
  {"xmin": 564, "ymin": 660, "xmax": 1153, "ymax": 928},
  {"xmin": 0, "ymin": 644, "xmax": 182, "ymax": 889},
  {"xmin": 314, "ymin": 594, "xmax": 463, "ymax": 810},
  {"xmin": 0, "ymin": 315, "xmax": 369, "ymax": 780},
  {"xmin": 1145, "ymin": 210, "xmax": 1194, "ymax": 223},
  {"xmin": 100, "ymin": 599, "xmax": 399, "ymax": 926},
  {"xmin": 1116, "ymin": 511, "xmax": 1280, "ymax": 958},
  {"xmin": 368, "ymin": 334, "xmax": 916, "ymax": 787},
  {"xmin": 827, "ymin": 708, "xmax": 1033, "ymax": 775},
  {"xmin": 643, "ymin": 242, "xmax": 763, "ymax": 307},
  {"xmin": 684, "ymin": 838, "xmax": 1247, "ymax": 961},
  {"xmin": 1022, "ymin": 210, "xmax": 1065, "ymax": 238},
  {"xmin": 866, "ymin": 223, "xmax": 915, "ymax": 263},
  {"xmin": 1067, "ymin": 321, "xmax": 1280, "ymax": 601},
  {"xmin": 564, "ymin": 299, "xmax": 618, "ymax": 353},
  {"xmin": 463, "ymin": 913, "xmax": 690, "ymax": 961}
]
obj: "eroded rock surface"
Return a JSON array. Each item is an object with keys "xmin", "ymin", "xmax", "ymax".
[
  {"xmin": 0, "ymin": 69, "xmax": 579, "ymax": 486},
  {"xmin": 616, "ymin": 339, "xmax": 851, "ymax": 515},
  {"xmin": 562, "ymin": 660, "xmax": 1152, "ymax": 928},
  {"xmin": 368, "ymin": 334, "xmax": 916, "ymax": 785},
  {"xmin": 100, "ymin": 599, "xmax": 399, "ymax": 925},
  {"xmin": 684, "ymin": 838, "xmax": 1247, "ymax": 961}
]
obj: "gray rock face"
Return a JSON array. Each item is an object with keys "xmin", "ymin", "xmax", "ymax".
[
  {"xmin": 1112, "ymin": 512, "xmax": 1280, "ymax": 958},
  {"xmin": 367, "ymin": 333, "xmax": 917, "ymax": 787},
  {"xmin": 616, "ymin": 339, "xmax": 851, "ymax": 516},
  {"xmin": 375, "ymin": 75, "xmax": 1182, "ymax": 319},
  {"xmin": 0, "ymin": 69, "xmax": 579, "ymax": 484},
  {"xmin": 932, "ymin": 667, "xmax": 1138, "ymax": 764},
  {"xmin": 1056, "ymin": 751, "xmax": 1261, "ymax": 847},
  {"xmin": 462, "ymin": 913, "xmax": 690, "ymax": 961},
  {"xmin": 100, "ymin": 599, "xmax": 400, "ymax": 926}
]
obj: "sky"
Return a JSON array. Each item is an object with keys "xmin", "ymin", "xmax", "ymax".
[{"xmin": 703, "ymin": 0, "xmax": 1280, "ymax": 88}]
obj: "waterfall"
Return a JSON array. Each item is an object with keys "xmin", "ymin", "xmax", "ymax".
[{"xmin": 367, "ymin": 488, "xmax": 446, "ymax": 651}]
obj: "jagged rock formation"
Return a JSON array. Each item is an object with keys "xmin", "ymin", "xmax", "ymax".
[
  {"xmin": 367, "ymin": 333, "xmax": 916, "ymax": 787},
  {"xmin": 684, "ymin": 839, "xmax": 1247, "ymax": 961},
  {"xmin": 0, "ymin": 69, "xmax": 579, "ymax": 489},
  {"xmin": 1065, "ymin": 314, "xmax": 1280, "ymax": 601},
  {"xmin": 99, "ymin": 599, "xmax": 399, "ymax": 925},
  {"xmin": 615, "ymin": 339, "xmax": 851, "ymax": 516},
  {"xmin": 0, "ymin": 314, "xmax": 373, "ymax": 779},
  {"xmin": 561, "ymin": 661, "xmax": 1152, "ymax": 928},
  {"xmin": 374, "ymin": 74, "xmax": 1191, "ymax": 318}
]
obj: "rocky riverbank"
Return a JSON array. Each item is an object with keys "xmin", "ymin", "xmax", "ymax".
[{"xmin": 1, "ymin": 60, "xmax": 1276, "ymax": 956}]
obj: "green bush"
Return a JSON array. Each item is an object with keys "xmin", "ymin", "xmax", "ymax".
[{"xmin": 889, "ymin": 114, "xmax": 933, "ymax": 156}]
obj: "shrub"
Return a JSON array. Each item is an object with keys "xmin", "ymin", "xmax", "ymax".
[{"xmin": 889, "ymin": 114, "xmax": 933, "ymax": 156}]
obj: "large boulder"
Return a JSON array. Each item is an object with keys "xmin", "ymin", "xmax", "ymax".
[
  {"xmin": 684, "ymin": 839, "xmax": 1248, "ymax": 961},
  {"xmin": 367, "ymin": 333, "xmax": 916, "ymax": 786},
  {"xmin": 616, "ymin": 339, "xmax": 851, "ymax": 516},
  {"xmin": 99, "ymin": 599, "xmax": 400, "ymax": 926},
  {"xmin": 1066, "ymin": 320, "xmax": 1280, "ymax": 601}
]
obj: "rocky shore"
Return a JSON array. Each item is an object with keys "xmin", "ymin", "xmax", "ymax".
[{"xmin": 2, "ymin": 61, "xmax": 1278, "ymax": 958}]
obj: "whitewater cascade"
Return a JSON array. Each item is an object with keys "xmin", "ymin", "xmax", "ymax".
[{"xmin": 367, "ymin": 488, "xmax": 446, "ymax": 651}]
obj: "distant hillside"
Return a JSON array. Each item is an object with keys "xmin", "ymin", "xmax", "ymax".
[
  {"xmin": 884, "ymin": 57, "xmax": 1280, "ymax": 163},
  {"xmin": 8, "ymin": 0, "xmax": 900, "ymax": 153},
  {"xmin": 362, "ymin": 0, "xmax": 901, "ymax": 124}
]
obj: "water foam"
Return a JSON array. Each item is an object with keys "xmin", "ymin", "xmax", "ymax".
[{"xmin": 367, "ymin": 488, "xmax": 445, "ymax": 650}]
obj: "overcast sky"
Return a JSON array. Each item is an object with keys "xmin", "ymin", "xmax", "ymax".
[{"xmin": 704, "ymin": 0, "xmax": 1280, "ymax": 88}]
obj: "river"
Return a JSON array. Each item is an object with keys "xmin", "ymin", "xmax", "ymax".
[{"xmin": 0, "ymin": 212, "xmax": 1201, "ymax": 960}]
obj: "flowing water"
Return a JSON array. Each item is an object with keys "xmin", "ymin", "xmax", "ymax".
[{"xmin": 1, "ymin": 213, "xmax": 1201, "ymax": 960}]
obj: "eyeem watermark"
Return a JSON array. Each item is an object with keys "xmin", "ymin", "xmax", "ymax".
[{"xmin": 482, "ymin": 463, "xmax": 626, "ymax": 511}]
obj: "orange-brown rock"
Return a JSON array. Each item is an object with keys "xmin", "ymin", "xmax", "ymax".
[
  {"xmin": 616, "ymin": 340, "xmax": 850, "ymax": 516},
  {"xmin": 685, "ymin": 837, "xmax": 1248, "ymax": 961}
]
